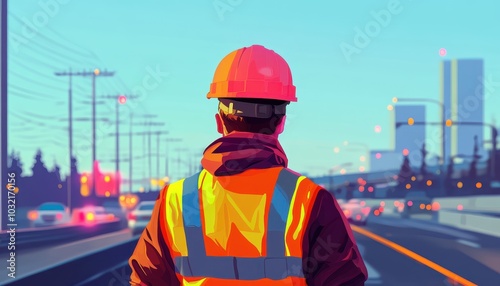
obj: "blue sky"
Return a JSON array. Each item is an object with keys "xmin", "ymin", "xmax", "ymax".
[{"xmin": 7, "ymin": 0, "xmax": 500, "ymax": 187}]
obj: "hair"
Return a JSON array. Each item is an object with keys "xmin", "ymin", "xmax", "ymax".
[{"xmin": 219, "ymin": 98, "xmax": 288, "ymax": 135}]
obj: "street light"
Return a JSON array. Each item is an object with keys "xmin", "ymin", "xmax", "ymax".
[{"xmin": 393, "ymin": 97, "xmax": 446, "ymax": 166}]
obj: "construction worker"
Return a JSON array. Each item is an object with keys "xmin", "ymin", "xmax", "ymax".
[{"xmin": 129, "ymin": 45, "xmax": 368, "ymax": 285}]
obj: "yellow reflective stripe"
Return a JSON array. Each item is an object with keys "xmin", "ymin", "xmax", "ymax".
[
  {"xmin": 284, "ymin": 176, "xmax": 306, "ymax": 256},
  {"xmin": 165, "ymin": 178, "xmax": 188, "ymax": 256},
  {"xmin": 182, "ymin": 278, "xmax": 207, "ymax": 286},
  {"xmin": 293, "ymin": 205, "xmax": 306, "ymax": 240}
]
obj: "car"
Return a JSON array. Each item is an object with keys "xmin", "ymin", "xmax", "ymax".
[
  {"xmin": 103, "ymin": 201, "xmax": 128, "ymax": 229},
  {"xmin": 339, "ymin": 199, "xmax": 371, "ymax": 225},
  {"xmin": 399, "ymin": 191, "xmax": 433, "ymax": 218},
  {"xmin": 336, "ymin": 198, "xmax": 346, "ymax": 205},
  {"xmin": 128, "ymin": 201, "xmax": 156, "ymax": 235},
  {"xmin": 28, "ymin": 202, "xmax": 72, "ymax": 227},
  {"xmin": 72, "ymin": 205, "xmax": 115, "ymax": 225}
]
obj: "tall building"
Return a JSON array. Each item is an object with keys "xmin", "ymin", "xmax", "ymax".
[
  {"xmin": 441, "ymin": 59, "xmax": 484, "ymax": 162},
  {"xmin": 394, "ymin": 105, "xmax": 426, "ymax": 167}
]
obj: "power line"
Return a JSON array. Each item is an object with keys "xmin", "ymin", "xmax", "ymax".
[
  {"xmin": 8, "ymin": 14, "xmax": 98, "ymax": 65},
  {"xmin": 55, "ymin": 69, "xmax": 115, "ymax": 196},
  {"xmin": 44, "ymin": 26, "xmax": 99, "ymax": 59},
  {"xmin": 10, "ymin": 70, "xmax": 65, "ymax": 91},
  {"xmin": 10, "ymin": 84, "xmax": 58, "ymax": 98}
]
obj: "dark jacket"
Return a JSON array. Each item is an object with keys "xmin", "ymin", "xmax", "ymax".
[{"xmin": 129, "ymin": 132, "xmax": 368, "ymax": 285}]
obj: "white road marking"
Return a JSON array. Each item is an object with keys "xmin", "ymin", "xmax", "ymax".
[{"xmin": 456, "ymin": 239, "xmax": 481, "ymax": 248}]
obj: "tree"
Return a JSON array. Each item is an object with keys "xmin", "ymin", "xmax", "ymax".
[
  {"xmin": 394, "ymin": 155, "xmax": 415, "ymax": 197},
  {"xmin": 445, "ymin": 157, "xmax": 455, "ymax": 196},
  {"xmin": 8, "ymin": 150, "xmax": 23, "ymax": 176},
  {"xmin": 468, "ymin": 136, "xmax": 481, "ymax": 180},
  {"xmin": 32, "ymin": 149, "xmax": 49, "ymax": 178},
  {"xmin": 51, "ymin": 163, "xmax": 62, "ymax": 183},
  {"xmin": 420, "ymin": 143, "xmax": 428, "ymax": 177},
  {"xmin": 398, "ymin": 155, "xmax": 414, "ymax": 185}
]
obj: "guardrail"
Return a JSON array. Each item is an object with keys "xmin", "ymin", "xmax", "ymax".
[
  {"xmin": 4, "ymin": 237, "xmax": 138, "ymax": 286},
  {"xmin": 360, "ymin": 196, "xmax": 500, "ymax": 237},
  {"xmin": 0, "ymin": 219, "xmax": 123, "ymax": 249}
]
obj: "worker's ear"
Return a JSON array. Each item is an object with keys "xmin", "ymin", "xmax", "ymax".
[
  {"xmin": 215, "ymin": 113, "xmax": 224, "ymax": 134},
  {"xmin": 275, "ymin": 115, "xmax": 286, "ymax": 135}
]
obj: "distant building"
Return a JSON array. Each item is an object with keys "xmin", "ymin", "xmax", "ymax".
[
  {"xmin": 441, "ymin": 59, "xmax": 485, "ymax": 162},
  {"xmin": 394, "ymin": 105, "xmax": 426, "ymax": 167},
  {"xmin": 370, "ymin": 150, "xmax": 402, "ymax": 172}
]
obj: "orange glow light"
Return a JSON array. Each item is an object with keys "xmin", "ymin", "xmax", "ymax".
[{"xmin": 28, "ymin": 211, "xmax": 38, "ymax": 221}]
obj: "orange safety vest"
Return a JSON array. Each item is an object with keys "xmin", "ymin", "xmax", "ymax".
[{"xmin": 160, "ymin": 167, "xmax": 322, "ymax": 285}]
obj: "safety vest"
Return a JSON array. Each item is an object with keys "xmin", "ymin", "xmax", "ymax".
[{"xmin": 160, "ymin": 167, "xmax": 322, "ymax": 285}]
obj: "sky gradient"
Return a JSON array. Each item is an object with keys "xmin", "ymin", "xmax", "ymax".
[{"xmin": 7, "ymin": 0, "xmax": 500, "ymax": 187}]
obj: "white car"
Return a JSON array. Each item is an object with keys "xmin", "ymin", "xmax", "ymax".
[
  {"xmin": 28, "ymin": 202, "xmax": 72, "ymax": 227},
  {"xmin": 339, "ymin": 199, "xmax": 371, "ymax": 225},
  {"xmin": 128, "ymin": 201, "xmax": 156, "ymax": 235}
]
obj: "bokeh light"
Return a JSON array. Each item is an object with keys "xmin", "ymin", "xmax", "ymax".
[
  {"xmin": 118, "ymin": 95, "xmax": 127, "ymax": 104},
  {"xmin": 439, "ymin": 48, "xmax": 447, "ymax": 57}
]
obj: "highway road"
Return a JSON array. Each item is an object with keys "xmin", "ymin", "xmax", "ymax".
[
  {"xmin": 3, "ymin": 215, "xmax": 499, "ymax": 285},
  {"xmin": 355, "ymin": 214, "xmax": 500, "ymax": 285},
  {"xmin": 0, "ymin": 229, "xmax": 134, "ymax": 285}
]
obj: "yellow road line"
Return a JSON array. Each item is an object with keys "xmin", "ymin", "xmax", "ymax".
[{"xmin": 351, "ymin": 225, "xmax": 478, "ymax": 286}]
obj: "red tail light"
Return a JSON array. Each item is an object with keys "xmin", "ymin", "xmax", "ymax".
[
  {"xmin": 78, "ymin": 212, "xmax": 85, "ymax": 222},
  {"xmin": 361, "ymin": 207, "xmax": 371, "ymax": 216},
  {"xmin": 56, "ymin": 213, "xmax": 63, "ymax": 220},
  {"xmin": 128, "ymin": 213, "xmax": 137, "ymax": 220}
]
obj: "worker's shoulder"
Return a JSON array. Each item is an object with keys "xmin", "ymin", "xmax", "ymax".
[
  {"xmin": 282, "ymin": 167, "xmax": 324, "ymax": 190},
  {"xmin": 160, "ymin": 172, "xmax": 201, "ymax": 197}
]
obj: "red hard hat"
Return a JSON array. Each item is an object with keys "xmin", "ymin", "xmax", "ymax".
[{"xmin": 207, "ymin": 45, "xmax": 297, "ymax": 102}]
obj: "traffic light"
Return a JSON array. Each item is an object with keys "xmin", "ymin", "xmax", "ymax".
[
  {"xmin": 80, "ymin": 173, "xmax": 92, "ymax": 197},
  {"xmin": 96, "ymin": 172, "xmax": 119, "ymax": 197}
]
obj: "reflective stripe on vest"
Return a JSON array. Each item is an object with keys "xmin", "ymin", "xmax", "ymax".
[{"xmin": 174, "ymin": 168, "xmax": 304, "ymax": 280}]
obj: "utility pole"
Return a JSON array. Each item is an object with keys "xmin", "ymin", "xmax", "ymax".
[
  {"xmin": 175, "ymin": 148, "xmax": 189, "ymax": 179},
  {"xmin": 54, "ymin": 69, "xmax": 75, "ymax": 211},
  {"xmin": 164, "ymin": 138, "xmax": 182, "ymax": 180},
  {"xmin": 98, "ymin": 94, "xmax": 138, "ymax": 195},
  {"xmin": 132, "ymin": 122, "xmax": 165, "ymax": 191},
  {"xmin": 109, "ymin": 114, "xmax": 158, "ymax": 193},
  {"xmin": 59, "ymin": 69, "xmax": 114, "ymax": 196},
  {"xmin": 129, "ymin": 111, "xmax": 133, "ymax": 193},
  {"xmin": 145, "ymin": 127, "xmax": 166, "ymax": 191},
  {"xmin": 1, "ymin": 0, "xmax": 8, "ymax": 231},
  {"xmin": 154, "ymin": 131, "xmax": 170, "ymax": 189}
]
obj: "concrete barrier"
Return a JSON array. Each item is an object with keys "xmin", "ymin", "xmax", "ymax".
[
  {"xmin": 433, "ymin": 195, "xmax": 500, "ymax": 212},
  {"xmin": 433, "ymin": 195, "xmax": 500, "ymax": 238},
  {"xmin": 362, "ymin": 196, "xmax": 500, "ymax": 237}
]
